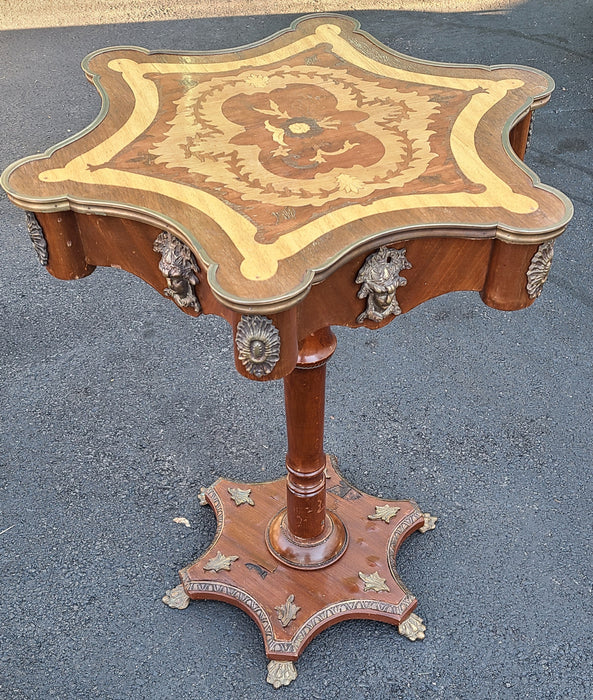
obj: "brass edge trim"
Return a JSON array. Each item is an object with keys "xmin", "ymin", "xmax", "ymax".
[
  {"xmin": 180, "ymin": 579, "xmax": 284, "ymax": 652},
  {"xmin": 186, "ymin": 584, "xmax": 417, "ymax": 656},
  {"xmin": 387, "ymin": 505, "xmax": 424, "ymax": 596},
  {"xmin": 498, "ymin": 101, "xmax": 574, "ymax": 228},
  {"xmin": 287, "ymin": 595, "xmax": 417, "ymax": 653},
  {"xmin": 0, "ymin": 58, "xmax": 112, "ymax": 196},
  {"xmin": 186, "ymin": 485, "xmax": 226, "ymax": 564},
  {"xmin": 3, "ymin": 193, "xmax": 569, "ymax": 316},
  {"xmin": 1, "ymin": 14, "xmax": 324, "ymax": 193},
  {"xmin": 341, "ymin": 13, "xmax": 555, "ymax": 99}
]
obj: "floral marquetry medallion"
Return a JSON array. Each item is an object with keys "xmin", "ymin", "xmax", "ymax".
[
  {"xmin": 148, "ymin": 65, "xmax": 445, "ymax": 213},
  {"xmin": 2, "ymin": 14, "xmax": 571, "ymax": 307}
]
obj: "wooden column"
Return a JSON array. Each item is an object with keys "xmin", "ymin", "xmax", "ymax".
[
  {"xmin": 284, "ymin": 327, "xmax": 336, "ymax": 538},
  {"xmin": 266, "ymin": 328, "xmax": 348, "ymax": 569}
]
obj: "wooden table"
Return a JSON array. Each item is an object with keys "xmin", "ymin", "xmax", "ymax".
[{"xmin": 2, "ymin": 14, "xmax": 572, "ymax": 688}]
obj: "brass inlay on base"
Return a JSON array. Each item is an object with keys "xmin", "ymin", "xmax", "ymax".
[
  {"xmin": 181, "ymin": 458, "xmax": 424, "ymax": 684},
  {"xmin": 359, "ymin": 571, "xmax": 390, "ymax": 593},
  {"xmin": 228, "ymin": 487, "xmax": 255, "ymax": 506},
  {"xmin": 203, "ymin": 551, "xmax": 239, "ymax": 572},
  {"xmin": 275, "ymin": 594, "xmax": 301, "ymax": 627},
  {"xmin": 368, "ymin": 504, "xmax": 401, "ymax": 523}
]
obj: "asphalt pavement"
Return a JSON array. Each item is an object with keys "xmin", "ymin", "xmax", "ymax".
[{"xmin": 0, "ymin": 3, "xmax": 592, "ymax": 698}]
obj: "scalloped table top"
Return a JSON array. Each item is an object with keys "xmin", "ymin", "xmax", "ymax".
[{"xmin": 1, "ymin": 14, "xmax": 572, "ymax": 308}]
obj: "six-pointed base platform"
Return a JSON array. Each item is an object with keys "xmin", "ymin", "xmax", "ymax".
[{"xmin": 167, "ymin": 456, "xmax": 434, "ymax": 687}]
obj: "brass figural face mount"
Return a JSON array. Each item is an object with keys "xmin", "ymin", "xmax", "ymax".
[
  {"xmin": 153, "ymin": 231, "xmax": 201, "ymax": 313},
  {"xmin": 356, "ymin": 246, "xmax": 411, "ymax": 323}
]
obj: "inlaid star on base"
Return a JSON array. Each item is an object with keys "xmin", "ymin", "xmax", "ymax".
[
  {"xmin": 203, "ymin": 551, "xmax": 239, "ymax": 572},
  {"xmin": 359, "ymin": 571, "xmax": 391, "ymax": 593}
]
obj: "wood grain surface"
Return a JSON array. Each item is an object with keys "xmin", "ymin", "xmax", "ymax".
[
  {"xmin": 2, "ymin": 14, "xmax": 572, "ymax": 309},
  {"xmin": 181, "ymin": 455, "xmax": 425, "ymax": 660}
]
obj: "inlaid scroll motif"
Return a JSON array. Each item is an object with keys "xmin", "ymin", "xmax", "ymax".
[
  {"xmin": 25, "ymin": 211, "xmax": 49, "ymax": 266},
  {"xmin": 236, "ymin": 315, "xmax": 281, "ymax": 377},
  {"xmin": 153, "ymin": 231, "xmax": 201, "ymax": 313},
  {"xmin": 526, "ymin": 241, "xmax": 554, "ymax": 299},
  {"xmin": 356, "ymin": 246, "xmax": 411, "ymax": 323}
]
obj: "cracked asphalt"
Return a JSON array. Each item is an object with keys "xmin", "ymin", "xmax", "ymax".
[{"xmin": 1, "ymin": 3, "xmax": 592, "ymax": 698}]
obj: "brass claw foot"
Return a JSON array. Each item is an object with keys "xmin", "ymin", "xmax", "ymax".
[
  {"xmin": 266, "ymin": 660, "xmax": 298, "ymax": 688},
  {"xmin": 162, "ymin": 584, "xmax": 190, "ymax": 610},
  {"xmin": 398, "ymin": 612, "xmax": 426, "ymax": 641},
  {"xmin": 419, "ymin": 512, "xmax": 437, "ymax": 533}
]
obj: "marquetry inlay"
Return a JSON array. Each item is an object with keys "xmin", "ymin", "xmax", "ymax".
[{"xmin": 1, "ymin": 15, "xmax": 571, "ymax": 308}]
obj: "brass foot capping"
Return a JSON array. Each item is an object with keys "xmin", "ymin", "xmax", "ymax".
[
  {"xmin": 266, "ymin": 660, "xmax": 297, "ymax": 688},
  {"xmin": 162, "ymin": 584, "xmax": 190, "ymax": 610},
  {"xmin": 419, "ymin": 513, "xmax": 437, "ymax": 533},
  {"xmin": 398, "ymin": 612, "xmax": 426, "ymax": 641}
]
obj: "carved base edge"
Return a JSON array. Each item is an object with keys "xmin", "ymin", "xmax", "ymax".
[
  {"xmin": 179, "ymin": 570, "xmax": 417, "ymax": 660},
  {"xmin": 386, "ymin": 504, "xmax": 424, "ymax": 599}
]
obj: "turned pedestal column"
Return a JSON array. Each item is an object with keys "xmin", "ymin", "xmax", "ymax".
[{"xmin": 266, "ymin": 327, "xmax": 348, "ymax": 569}]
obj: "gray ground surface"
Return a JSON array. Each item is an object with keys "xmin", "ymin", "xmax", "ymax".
[{"xmin": 0, "ymin": 3, "xmax": 591, "ymax": 698}]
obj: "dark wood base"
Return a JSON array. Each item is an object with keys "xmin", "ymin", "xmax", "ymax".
[{"xmin": 177, "ymin": 455, "xmax": 431, "ymax": 682}]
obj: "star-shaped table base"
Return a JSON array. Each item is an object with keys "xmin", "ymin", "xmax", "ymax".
[{"xmin": 164, "ymin": 456, "xmax": 436, "ymax": 687}]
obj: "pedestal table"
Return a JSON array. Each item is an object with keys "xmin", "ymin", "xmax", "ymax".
[{"xmin": 1, "ymin": 14, "xmax": 572, "ymax": 688}]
